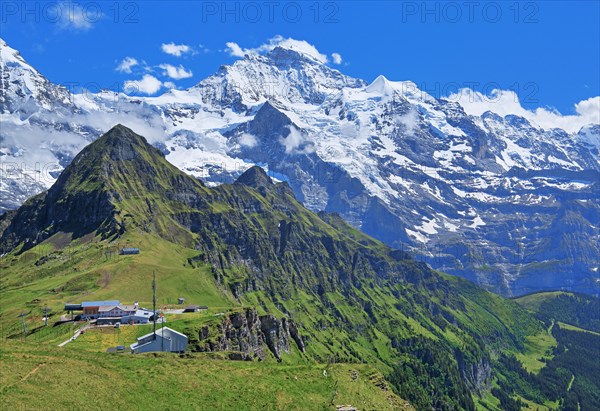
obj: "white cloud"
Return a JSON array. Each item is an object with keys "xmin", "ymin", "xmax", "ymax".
[
  {"xmin": 225, "ymin": 36, "xmax": 328, "ymax": 63},
  {"xmin": 115, "ymin": 57, "xmax": 139, "ymax": 74},
  {"xmin": 447, "ymin": 88, "xmax": 600, "ymax": 133},
  {"xmin": 161, "ymin": 42, "xmax": 193, "ymax": 57},
  {"xmin": 575, "ymin": 97, "xmax": 600, "ymax": 120},
  {"xmin": 331, "ymin": 53, "xmax": 343, "ymax": 65},
  {"xmin": 76, "ymin": 104, "xmax": 167, "ymax": 143},
  {"xmin": 163, "ymin": 81, "xmax": 176, "ymax": 89},
  {"xmin": 396, "ymin": 107, "xmax": 419, "ymax": 136},
  {"xmin": 124, "ymin": 74, "xmax": 163, "ymax": 95},
  {"xmin": 279, "ymin": 126, "xmax": 315, "ymax": 154},
  {"xmin": 239, "ymin": 133, "xmax": 258, "ymax": 148},
  {"xmin": 158, "ymin": 64, "xmax": 193, "ymax": 80},
  {"xmin": 225, "ymin": 42, "xmax": 245, "ymax": 58},
  {"xmin": 58, "ymin": 2, "xmax": 98, "ymax": 31}
]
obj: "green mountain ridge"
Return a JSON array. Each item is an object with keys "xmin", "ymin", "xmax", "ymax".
[{"xmin": 1, "ymin": 125, "xmax": 598, "ymax": 410}]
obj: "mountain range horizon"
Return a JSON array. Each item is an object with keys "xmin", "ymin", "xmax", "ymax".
[{"xmin": 1, "ymin": 36, "xmax": 599, "ymax": 297}]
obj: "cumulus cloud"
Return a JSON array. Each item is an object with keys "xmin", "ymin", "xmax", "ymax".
[
  {"xmin": 115, "ymin": 57, "xmax": 139, "ymax": 73},
  {"xmin": 158, "ymin": 64, "xmax": 193, "ymax": 80},
  {"xmin": 225, "ymin": 36, "xmax": 328, "ymax": 63},
  {"xmin": 575, "ymin": 97, "xmax": 600, "ymax": 121},
  {"xmin": 225, "ymin": 42, "xmax": 246, "ymax": 58},
  {"xmin": 58, "ymin": 2, "xmax": 99, "ymax": 31},
  {"xmin": 124, "ymin": 74, "xmax": 163, "ymax": 95},
  {"xmin": 279, "ymin": 126, "xmax": 315, "ymax": 154},
  {"xmin": 163, "ymin": 81, "xmax": 176, "ymax": 89},
  {"xmin": 447, "ymin": 88, "xmax": 600, "ymax": 133},
  {"xmin": 161, "ymin": 42, "xmax": 193, "ymax": 57},
  {"xmin": 331, "ymin": 53, "xmax": 343, "ymax": 65},
  {"xmin": 239, "ymin": 133, "xmax": 258, "ymax": 148}
]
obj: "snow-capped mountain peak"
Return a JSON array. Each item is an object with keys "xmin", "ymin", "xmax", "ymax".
[
  {"xmin": 177, "ymin": 44, "xmax": 365, "ymax": 111},
  {"xmin": 0, "ymin": 37, "xmax": 73, "ymax": 115},
  {"xmin": 263, "ymin": 37, "xmax": 329, "ymax": 63},
  {"xmin": 0, "ymin": 38, "xmax": 39, "ymax": 73},
  {"xmin": 1, "ymin": 38, "xmax": 599, "ymax": 297},
  {"xmin": 266, "ymin": 44, "xmax": 327, "ymax": 65},
  {"xmin": 577, "ymin": 124, "xmax": 600, "ymax": 149},
  {"xmin": 366, "ymin": 75, "xmax": 396, "ymax": 95}
]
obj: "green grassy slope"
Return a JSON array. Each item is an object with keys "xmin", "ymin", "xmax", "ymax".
[
  {"xmin": 2, "ymin": 224, "xmax": 534, "ymax": 409},
  {"xmin": 0, "ymin": 340, "xmax": 412, "ymax": 411},
  {"xmin": 515, "ymin": 291, "xmax": 600, "ymax": 333},
  {"xmin": 495, "ymin": 292, "xmax": 600, "ymax": 410}
]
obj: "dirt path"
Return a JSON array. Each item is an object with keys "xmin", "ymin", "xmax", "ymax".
[
  {"xmin": 567, "ymin": 374, "xmax": 575, "ymax": 392},
  {"xmin": 1, "ymin": 363, "xmax": 45, "ymax": 392},
  {"xmin": 548, "ymin": 319, "xmax": 555, "ymax": 334},
  {"xmin": 20, "ymin": 364, "xmax": 44, "ymax": 383}
]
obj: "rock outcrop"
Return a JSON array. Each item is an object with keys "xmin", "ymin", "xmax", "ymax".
[
  {"xmin": 192, "ymin": 309, "xmax": 305, "ymax": 360},
  {"xmin": 456, "ymin": 351, "xmax": 492, "ymax": 393}
]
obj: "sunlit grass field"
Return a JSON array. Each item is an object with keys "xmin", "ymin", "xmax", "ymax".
[{"xmin": 0, "ymin": 339, "xmax": 411, "ymax": 411}]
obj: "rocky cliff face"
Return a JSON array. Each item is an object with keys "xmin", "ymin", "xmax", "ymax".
[
  {"xmin": 191, "ymin": 309, "xmax": 305, "ymax": 361},
  {"xmin": 456, "ymin": 351, "xmax": 492, "ymax": 393}
]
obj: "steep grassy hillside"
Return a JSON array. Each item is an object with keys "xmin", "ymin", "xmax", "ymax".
[
  {"xmin": 515, "ymin": 291, "xmax": 600, "ymax": 333},
  {"xmin": 491, "ymin": 323, "xmax": 600, "ymax": 411},
  {"xmin": 0, "ymin": 125, "xmax": 588, "ymax": 410},
  {"xmin": 495, "ymin": 291, "xmax": 600, "ymax": 410}
]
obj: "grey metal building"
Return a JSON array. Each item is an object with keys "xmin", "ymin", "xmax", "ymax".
[{"xmin": 130, "ymin": 327, "xmax": 188, "ymax": 354}]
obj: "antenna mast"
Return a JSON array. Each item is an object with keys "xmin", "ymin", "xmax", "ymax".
[{"xmin": 152, "ymin": 271, "xmax": 157, "ymax": 340}]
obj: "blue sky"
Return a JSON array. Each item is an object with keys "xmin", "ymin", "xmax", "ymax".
[{"xmin": 1, "ymin": 1, "xmax": 599, "ymax": 115}]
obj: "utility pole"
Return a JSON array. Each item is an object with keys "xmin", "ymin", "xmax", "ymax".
[
  {"xmin": 152, "ymin": 271, "xmax": 156, "ymax": 340},
  {"xmin": 161, "ymin": 315, "xmax": 164, "ymax": 352},
  {"xmin": 18, "ymin": 313, "xmax": 27, "ymax": 338}
]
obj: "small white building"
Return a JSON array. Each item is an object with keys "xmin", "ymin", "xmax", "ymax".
[
  {"xmin": 130, "ymin": 327, "xmax": 187, "ymax": 354},
  {"xmin": 98, "ymin": 305, "xmax": 137, "ymax": 318},
  {"xmin": 121, "ymin": 309, "xmax": 158, "ymax": 325}
]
